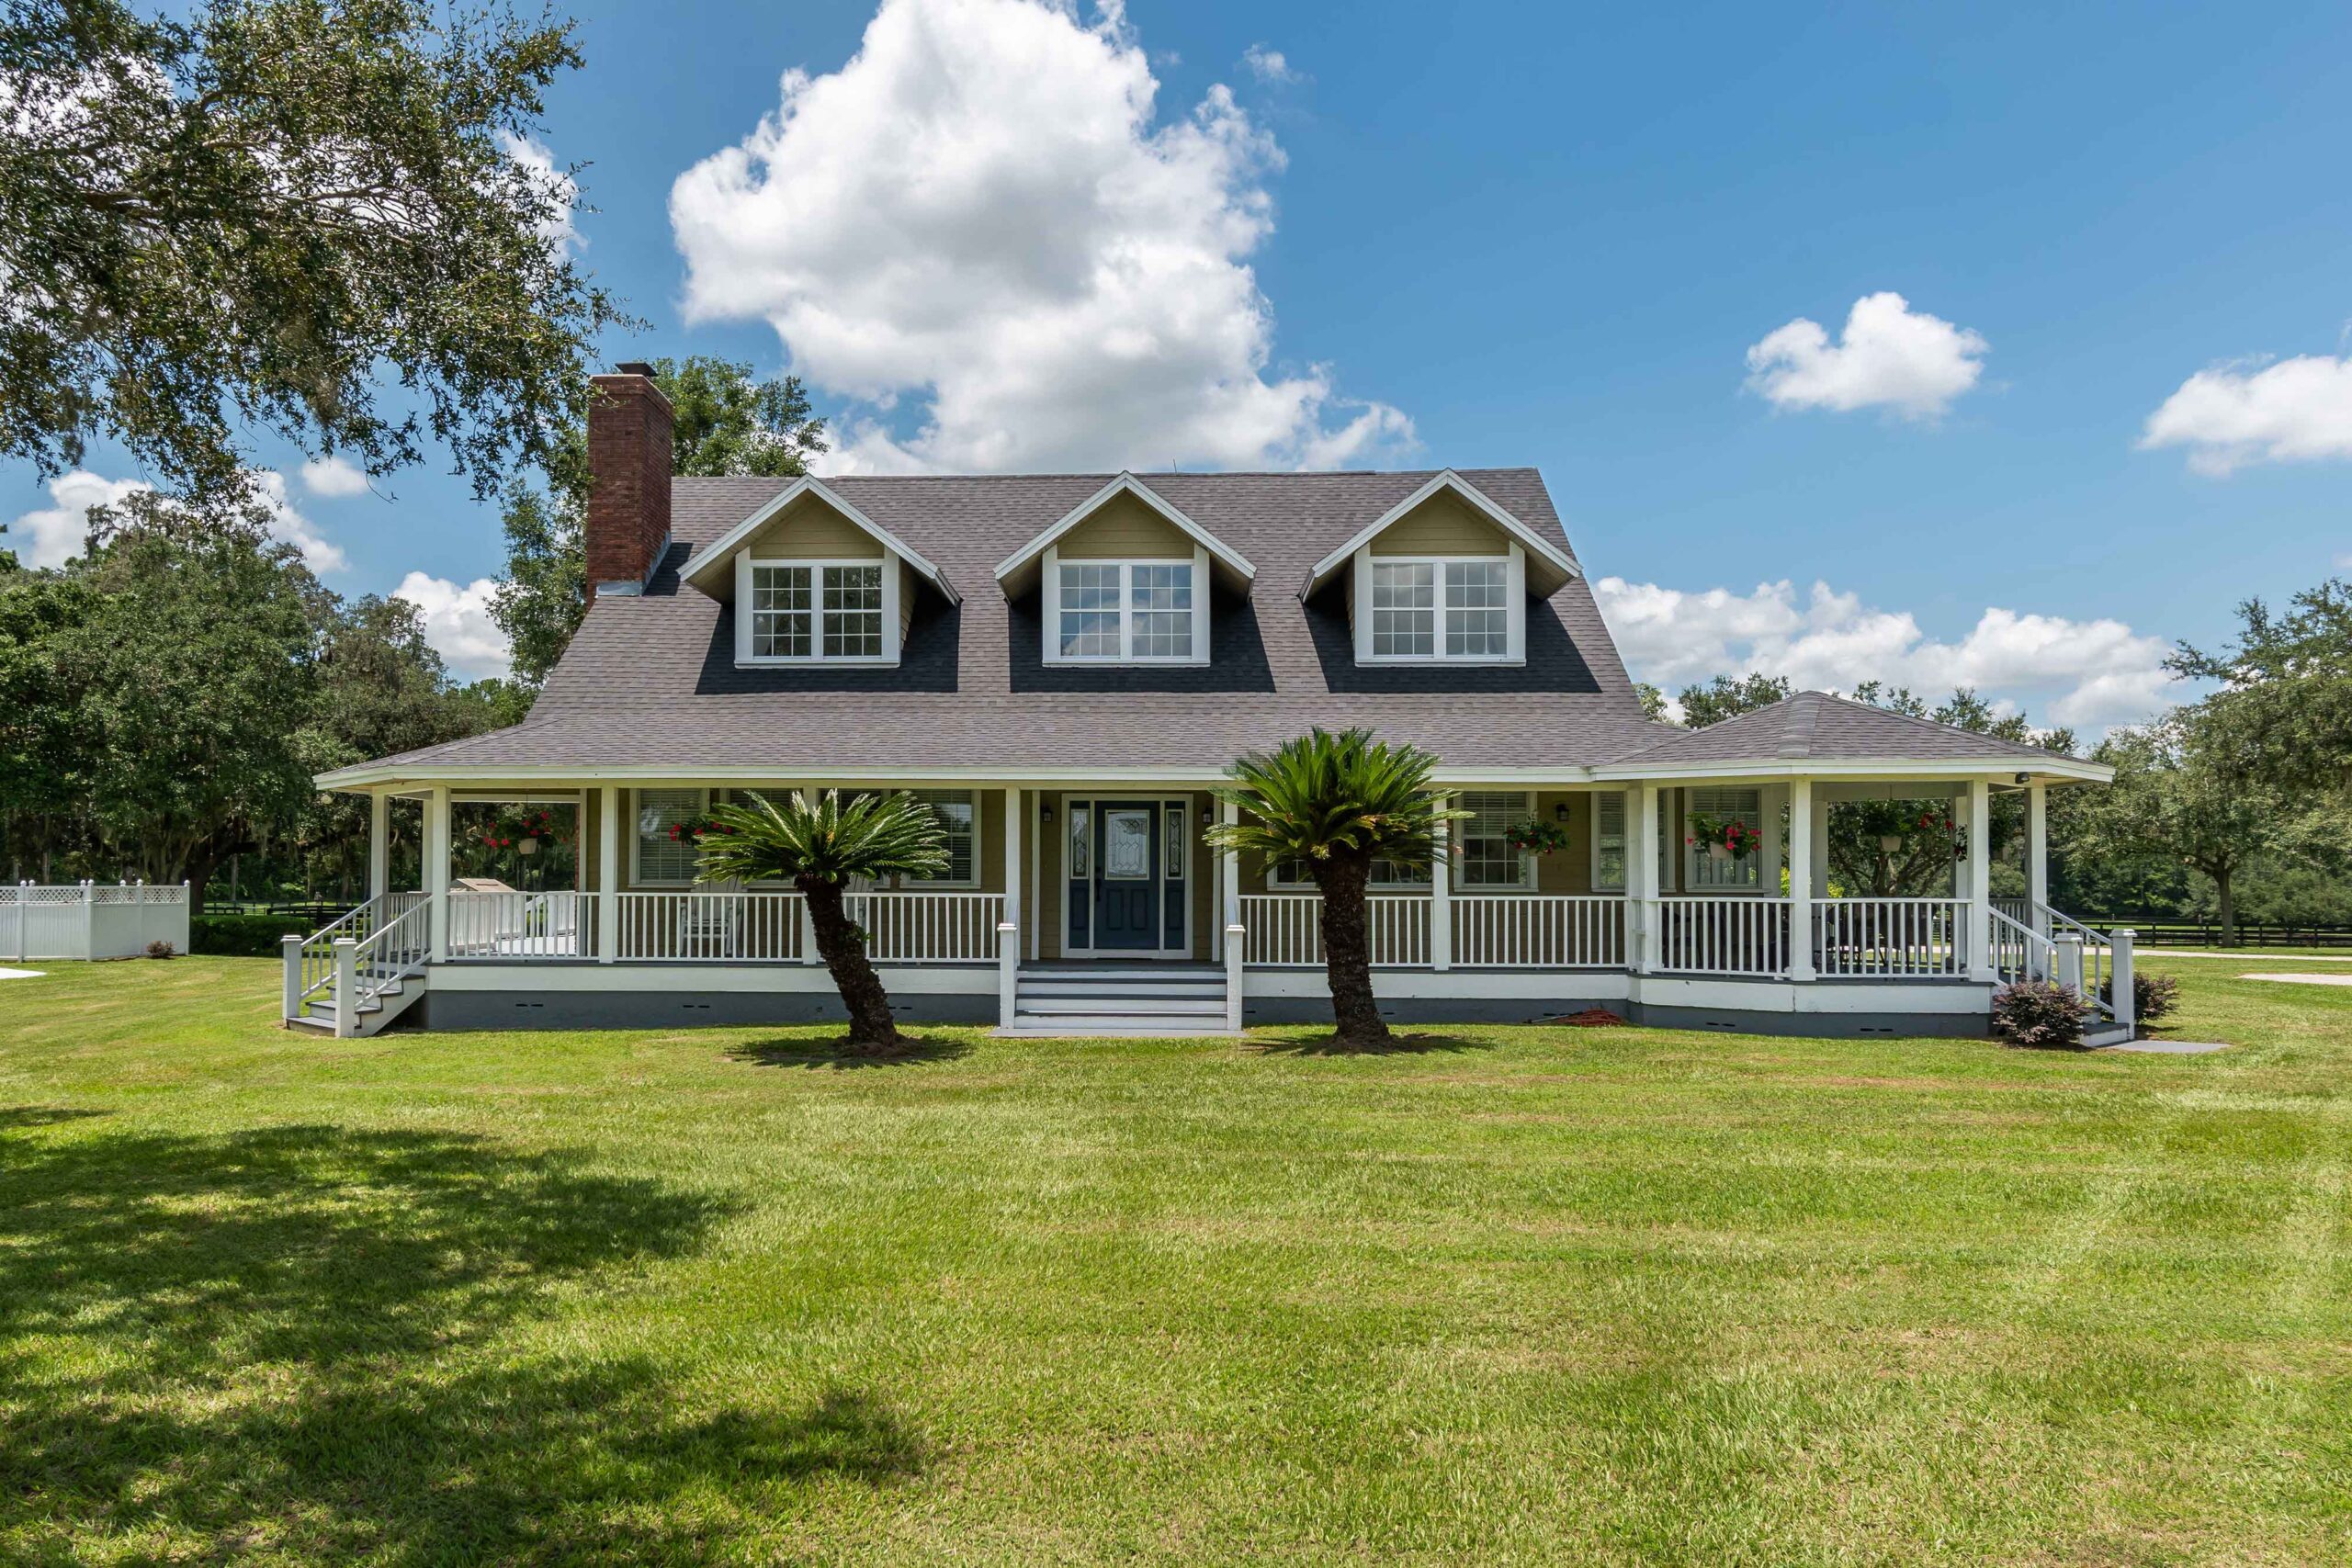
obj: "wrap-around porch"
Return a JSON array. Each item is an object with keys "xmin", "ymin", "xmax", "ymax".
[{"xmin": 286, "ymin": 772, "xmax": 2134, "ymax": 1041}]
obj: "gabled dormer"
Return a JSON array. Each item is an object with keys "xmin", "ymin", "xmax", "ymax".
[
  {"xmin": 1302, "ymin": 471, "xmax": 1581, "ymax": 667},
  {"xmin": 993, "ymin": 473, "xmax": 1255, "ymax": 667},
  {"xmin": 677, "ymin": 477, "xmax": 957, "ymax": 669}
]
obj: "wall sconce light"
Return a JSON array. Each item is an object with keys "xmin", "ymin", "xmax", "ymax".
[
  {"xmin": 1200, "ymin": 807, "xmax": 1214, "ymax": 827},
  {"xmin": 2013, "ymin": 772, "xmax": 2031, "ymax": 785},
  {"xmin": 1039, "ymin": 803, "xmax": 1055, "ymax": 824},
  {"xmin": 1553, "ymin": 802, "xmax": 1571, "ymax": 823}
]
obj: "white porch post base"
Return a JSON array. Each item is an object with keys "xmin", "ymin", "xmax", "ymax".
[
  {"xmin": 997, "ymin": 920, "xmax": 1019, "ymax": 1027},
  {"xmin": 333, "ymin": 937, "xmax": 357, "ymax": 1037},
  {"xmin": 2111, "ymin": 929, "xmax": 2136, "ymax": 1034},
  {"xmin": 281, "ymin": 933, "xmax": 302, "ymax": 1021},
  {"xmin": 1225, "ymin": 923, "xmax": 1247, "ymax": 1031}
]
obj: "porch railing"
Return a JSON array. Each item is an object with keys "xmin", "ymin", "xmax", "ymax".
[
  {"xmin": 446, "ymin": 890, "xmax": 588, "ymax": 958},
  {"xmin": 293, "ymin": 889, "xmax": 426, "ymax": 1008},
  {"xmin": 1813, "ymin": 897, "xmax": 1966, "ymax": 978},
  {"xmin": 1453, "ymin": 895, "xmax": 1625, "ymax": 968},
  {"xmin": 846, "ymin": 891, "xmax": 1003, "ymax": 963},
  {"xmin": 1657, "ymin": 896, "xmax": 1791, "ymax": 977},
  {"xmin": 1238, "ymin": 894, "xmax": 1430, "ymax": 967},
  {"xmin": 615, "ymin": 890, "xmax": 805, "ymax": 961}
]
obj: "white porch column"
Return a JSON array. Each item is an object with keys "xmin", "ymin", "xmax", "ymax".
[
  {"xmin": 1963, "ymin": 778, "xmax": 1994, "ymax": 982},
  {"xmin": 1630, "ymin": 784, "xmax": 1660, "ymax": 974},
  {"xmin": 1001, "ymin": 784, "xmax": 1021, "ymax": 961},
  {"xmin": 367, "ymin": 790, "xmax": 389, "ymax": 902},
  {"xmin": 2026, "ymin": 782, "xmax": 2050, "ymax": 936},
  {"xmin": 424, "ymin": 784, "xmax": 450, "ymax": 962},
  {"xmin": 1219, "ymin": 796, "xmax": 1241, "ymax": 956},
  {"xmin": 1429, "ymin": 801, "xmax": 1452, "ymax": 972},
  {"xmin": 1787, "ymin": 776, "xmax": 1815, "ymax": 982},
  {"xmin": 597, "ymin": 784, "xmax": 619, "ymax": 964}
]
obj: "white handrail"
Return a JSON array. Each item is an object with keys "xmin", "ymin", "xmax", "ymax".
[
  {"xmin": 351, "ymin": 898, "xmax": 432, "ymax": 1007},
  {"xmin": 2030, "ymin": 900, "xmax": 2118, "ymax": 1021},
  {"xmin": 447, "ymin": 890, "xmax": 588, "ymax": 958},
  {"xmin": 846, "ymin": 890, "xmax": 1006, "ymax": 963}
]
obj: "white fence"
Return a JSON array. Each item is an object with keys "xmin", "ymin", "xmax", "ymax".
[
  {"xmin": 2, "ymin": 882, "xmax": 189, "ymax": 961},
  {"xmin": 847, "ymin": 891, "xmax": 1005, "ymax": 964},
  {"xmin": 616, "ymin": 890, "xmax": 807, "ymax": 961}
]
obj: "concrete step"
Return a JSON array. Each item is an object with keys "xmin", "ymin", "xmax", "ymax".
[
  {"xmin": 1016, "ymin": 980, "xmax": 1225, "ymax": 1000},
  {"xmin": 1002, "ymin": 1016, "xmax": 1238, "ymax": 1038},
  {"xmin": 1016, "ymin": 995, "xmax": 1227, "ymax": 1017}
]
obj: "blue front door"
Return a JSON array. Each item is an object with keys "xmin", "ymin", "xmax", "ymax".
[{"xmin": 1091, "ymin": 803, "xmax": 1159, "ymax": 950}]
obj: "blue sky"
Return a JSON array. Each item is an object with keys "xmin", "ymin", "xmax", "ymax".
[{"xmin": 8, "ymin": 0, "xmax": 2349, "ymax": 728}]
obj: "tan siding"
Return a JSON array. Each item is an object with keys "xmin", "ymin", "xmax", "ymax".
[
  {"xmin": 1039, "ymin": 797, "xmax": 1063, "ymax": 959},
  {"xmin": 1055, "ymin": 492, "xmax": 1193, "ymax": 558},
  {"xmin": 1534, "ymin": 791, "xmax": 1593, "ymax": 895},
  {"xmin": 741, "ymin": 491, "xmax": 885, "ymax": 558},
  {"xmin": 1365, "ymin": 491, "xmax": 1509, "ymax": 556}
]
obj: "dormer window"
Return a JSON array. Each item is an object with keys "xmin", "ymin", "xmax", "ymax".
[
  {"xmin": 740, "ymin": 558, "xmax": 896, "ymax": 663},
  {"xmin": 1057, "ymin": 559, "xmax": 1196, "ymax": 662},
  {"xmin": 1369, "ymin": 559, "xmax": 1511, "ymax": 659}
]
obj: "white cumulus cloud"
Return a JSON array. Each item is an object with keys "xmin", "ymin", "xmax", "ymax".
[
  {"xmin": 1240, "ymin": 43, "xmax": 1300, "ymax": 84},
  {"xmin": 392, "ymin": 572, "xmax": 510, "ymax": 681},
  {"xmin": 299, "ymin": 453, "xmax": 370, "ymax": 497},
  {"xmin": 1592, "ymin": 575, "xmax": 2177, "ymax": 733},
  {"xmin": 1745, "ymin": 291, "xmax": 1989, "ymax": 421},
  {"xmin": 6, "ymin": 468, "xmax": 345, "ymax": 572},
  {"xmin": 498, "ymin": 130, "xmax": 582, "ymax": 255},
  {"xmin": 669, "ymin": 0, "xmax": 1409, "ymax": 473},
  {"xmin": 2139, "ymin": 353, "xmax": 2352, "ymax": 475}
]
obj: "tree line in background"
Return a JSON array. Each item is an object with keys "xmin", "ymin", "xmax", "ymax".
[{"xmin": 1636, "ymin": 582, "xmax": 2352, "ymax": 943}]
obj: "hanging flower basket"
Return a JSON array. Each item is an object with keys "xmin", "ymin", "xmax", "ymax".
[
  {"xmin": 1502, "ymin": 820, "xmax": 1573, "ymax": 856},
  {"xmin": 667, "ymin": 814, "xmax": 736, "ymax": 844},
  {"xmin": 1687, "ymin": 813, "xmax": 1761, "ymax": 862}
]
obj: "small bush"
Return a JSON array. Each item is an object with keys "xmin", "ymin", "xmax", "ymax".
[
  {"xmin": 191, "ymin": 913, "xmax": 300, "ymax": 957},
  {"xmin": 1992, "ymin": 980, "xmax": 2086, "ymax": 1050},
  {"xmin": 2102, "ymin": 969, "xmax": 2180, "ymax": 1030},
  {"xmin": 144, "ymin": 940, "xmax": 176, "ymax": 959}
]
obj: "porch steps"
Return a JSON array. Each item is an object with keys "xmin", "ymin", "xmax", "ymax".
[
  {"xmin": 286, "ymin": 969, "xmax": 428, "ymax": 1038},
  {"xmin": 1001, "ymin": 965, "xmax": 1236, "ymax": 1037}
]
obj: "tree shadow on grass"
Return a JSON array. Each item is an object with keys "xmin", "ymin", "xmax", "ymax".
[
  {"xmin": 1249, "ymin": 1032, "xmax": 1497, "ymax": 1058},
  {"xmin": 0, "ymin": 1119, "xmax": 923, "ymax": 1563},
  {"xmin": 729, "ymin": 1034, "xmax": 974, "ymax": 1070}
]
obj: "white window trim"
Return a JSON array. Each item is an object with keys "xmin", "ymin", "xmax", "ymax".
[
  {"xmin": 1591, "ymin": 789, "xmax": 1628, "ymax": 892},
  {"xmin": 899, "ymin": 788, "xmax": 982, "ymax": 890},
  {"xmin": 1351, "ymin": 543, "xmax": 1526, "ymax": 665},
  {"xmin": 630, "ymin": 787, "xmax": 709, "ymax": 888},
  {"xmin": 733, "ymin": 553, "xmax": 901, "ymax": 668},
  {"xmin": 1041, "ymin": 544, "xmax": 1212, "ymax": 666},
  {"xmin": 1455, "ymin": 789, "xmax": 1536, "ymax": 890}
]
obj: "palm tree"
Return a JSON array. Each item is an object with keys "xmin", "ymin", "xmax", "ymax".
[
  {"xmin": 693, "ymin": 789, "xmax": 949, "ymax": 1054},
  {"xmin": 1206, "ymin": 728, "xmax": 1466, "ymax": 1048}
]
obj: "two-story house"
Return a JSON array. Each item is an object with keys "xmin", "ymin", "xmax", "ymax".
[{"xmin": 289, "ymin": 366, "xmax": 2128, "ymax": 1042}]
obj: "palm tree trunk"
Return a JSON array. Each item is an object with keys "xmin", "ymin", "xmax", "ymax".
[
  {"xmin": 799, "ymin": 874, "xmax": 901, "ymax": 1051},
  {"xmin": 1315, "ymin": 851, "xmax": 1390, "ymax": 1047}
]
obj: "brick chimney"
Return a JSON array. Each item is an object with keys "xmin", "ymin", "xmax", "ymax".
[{"xmin": 584, "ymin": 362, "xmax": 673, "ymax": 600}]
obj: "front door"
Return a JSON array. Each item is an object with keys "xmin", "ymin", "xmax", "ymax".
[
  {"xmin": 1092, "ymin": 803, "xmax": 1159, "ymax": 950},
  {"xmin": 1064, "ymin": 797, "xmax": 1190, "ymax": 956}
]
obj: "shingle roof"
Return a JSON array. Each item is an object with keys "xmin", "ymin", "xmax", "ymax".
[
  {"xmin": 350, "ymin": 468, "xmax": 1675, "ymax": 777},
  {"xmin": 1606, "ymin": 691, "xmax": 2082, "ymax": 769}
]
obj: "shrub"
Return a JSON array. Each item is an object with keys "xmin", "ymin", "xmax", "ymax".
[
  {"xmin": 144, "ymin": 939, "xmax": 176, "ymax": 959},
  {"xmin": 191, "ymin": 913, "xmax": 300, "ymax": 958},
  {"xmin": 2101, "ymin": 969, "xmax": 2181, "ymax": 1030},
  {"xmin": 1991, "ymin": 980, "xmax": 2086, "ymax": 1050}
]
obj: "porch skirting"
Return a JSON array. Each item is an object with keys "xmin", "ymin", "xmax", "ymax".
[{"xmin": 413, "ymin": 961, "xmax": 1993, "ymax": 1038}]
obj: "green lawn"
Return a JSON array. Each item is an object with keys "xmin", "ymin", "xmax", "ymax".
[{"xmin": 2, "ymin": 957, "xmax": 2347, "ymax": 1565}]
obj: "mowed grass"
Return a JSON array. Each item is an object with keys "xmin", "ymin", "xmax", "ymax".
[{"xmin": 1, "ymin": 957, "xmax": 2347, "ymax": 1565}]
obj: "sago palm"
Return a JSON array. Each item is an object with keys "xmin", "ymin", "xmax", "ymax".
[
  {"xmin": 693, "ymin": 789, "xmax": 950, "ymax": 1053},
  {"xmin": 1206, "ymin": 728, "xmax": 1466, "ymax": 1047}
]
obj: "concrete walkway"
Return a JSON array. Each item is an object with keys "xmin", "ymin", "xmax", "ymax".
[
  {"xmin": 2240, "ymin": 972, "xmax": 2352, "ymax": 987},
  {"xmin": 0, "ymin": 966, "xmax": 42, "ymax": 980}
]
